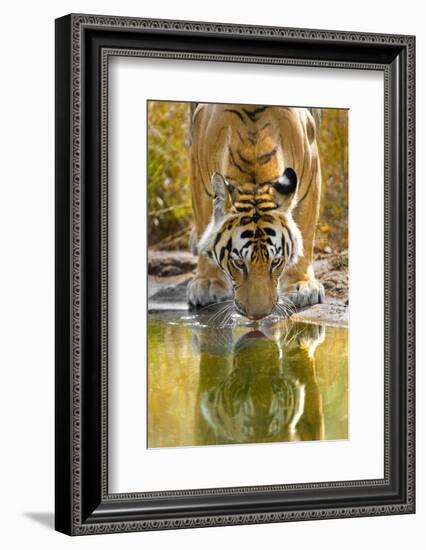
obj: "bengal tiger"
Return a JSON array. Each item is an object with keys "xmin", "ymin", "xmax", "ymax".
[
  {"xmin": 187, "ymin": 103, "xmax": 325, "ymax": 320},
  {"xmin": 194, "ymin": 324, "xmax": 325, "ymax": 445}
]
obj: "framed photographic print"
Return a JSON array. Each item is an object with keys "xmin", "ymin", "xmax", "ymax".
[{"xmin": 55, "ymin": 14, "xmax": 415, "ymax": 535}]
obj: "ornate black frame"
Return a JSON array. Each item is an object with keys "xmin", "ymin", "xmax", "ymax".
[{"xmin": 55, "ymin": 13, "xmax": 415, "ymax": 535}]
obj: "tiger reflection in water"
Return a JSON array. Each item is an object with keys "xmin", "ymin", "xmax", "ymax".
[{"xmin": 193, "ymin": 322, "xmax": 325, "ymax": 445}]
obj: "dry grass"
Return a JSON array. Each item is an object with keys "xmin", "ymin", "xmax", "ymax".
[
  {"xmin": 148, "ymin": 101, "xmax": 348, "ymax": 251},
  {"xmin": 148, "ymin": 101, "xmax": 192, "ymax": 247},
  {"xmin": 317, "ymin": 109, "xmax": 348, "ymax": 251}
]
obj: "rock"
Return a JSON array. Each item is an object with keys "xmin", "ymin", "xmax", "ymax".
[
  {"xmin": 290, "ymin": 303, "xmax": 348, "ymax": 328},
  {"xmin": 149, "ymin": 276, "xmax": 189, "ymax": 305},
  {"xmin": 148, "ymin": 250, "xmax": 197, "ymax": 276},
  {"xmin": 314, "ymin": 251, "xmax": 348, "ymax": 303}
]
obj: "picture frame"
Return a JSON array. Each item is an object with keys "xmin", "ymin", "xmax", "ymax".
[{"xmin": 55, "ymin": 13, "xmax": 415, "ymax": 535}]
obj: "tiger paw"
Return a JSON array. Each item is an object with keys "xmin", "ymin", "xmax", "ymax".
[
  {"xmin": 285, "ymin": 279, "xmax": 325, "ymax": 308},
  {"xmin": 187, "ymin": 276, "xmax": 233, "ymax": 308}
]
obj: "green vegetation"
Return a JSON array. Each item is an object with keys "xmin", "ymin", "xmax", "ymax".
[{"xmin": 148, "ymin": 102, "xmax": 348, "ymax": 251}]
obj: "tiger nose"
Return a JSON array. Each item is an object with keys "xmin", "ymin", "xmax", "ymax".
[
  {"xmin": 236, "ymin": 303, "xmax": 269, "ymax": 320},
  {"xmin": 247, "ymin": 313, "xmax": 265, "ymax": 321},
  {"xmin": 235, "ymin": 301, "xmax": 272, "ymax": 320}
]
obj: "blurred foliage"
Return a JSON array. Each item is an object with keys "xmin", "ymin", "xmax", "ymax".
[
  {"xmin": 148, "ymin": 101, "xmax": 192, "ymax": 248},
  {"xmin": 148, "ymin": 101, "xmax": 348, "ymax": 251},
  {"xmin": 317, "ymin": 109, "xmax": 348, "ymax": 251}
]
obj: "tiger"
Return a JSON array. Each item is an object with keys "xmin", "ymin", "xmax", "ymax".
[
  {"xmin": 194, "ymin": 324, "xmax": 325, "ymax": 445},
  {"xmin": 187, "ymin": 103, "xmax": 325, "ymax": 320}
]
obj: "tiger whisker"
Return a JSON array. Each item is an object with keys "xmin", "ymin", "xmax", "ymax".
[
  {"xmin": 215, "ymin": 304, "xmax": 235, "ymax": 327},
  {"xmin": 281, "ymin": 324, "xmax": 304, "ymax": 347},
  {"xmin": 272, "ymin": 304, "xmax": 283, "ymax": 319},
  {"xmin": 195, "ymin": 300, "xmax": 234, "ymax": 314},
  {"xmin": 215, "ymin": 324, "xmax": 234, "ymax": 348},
  {"xmin": 276, "ymin": 305, "xmax": 286, "ymax": 319},
  {"xmin": 208, "ymin": 305, "xmax": 227, "ymax": 325},
  {"xmin": 278, "ymin": 296, "xmax": 297, "ymax": 315},
  {"xmin": 281, "ymin": 306, "xmax": 293, "ymax": 318},
  {"xmin": 277, "ymin": 303, "xmax": 295, "ymax": 318},
  {"xmin": 194, "ymin": 300, "xmax": 233, "ymax": 325},
  {"xmin": 212, "ymin": 324, "xmax": 234, "ymax": 348},
  {"xmin": 274, "ymin": 303, "xmax": 292, "ymax": 320},
  {"xmin": 207, "ymin": 302, "xmax": 235, "ymax": 325},
  {"xmin": 212, "ymin": 304, "xmax": 233, "ymax": 323},
  {"xmin": 219, "ymin": 305, "xmax": 237, "ymax": 328}
]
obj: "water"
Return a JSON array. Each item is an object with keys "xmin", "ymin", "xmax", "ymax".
[{"xmin": 148, "ymin": 309, "xmax": 348, "ymax": 448}]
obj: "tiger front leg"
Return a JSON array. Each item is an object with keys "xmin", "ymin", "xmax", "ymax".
[
  {"xmin": 281, "ymin": 151, "xmax": 325, "ymax": 309},
  {"xmin": 187, "ymin": 254, "xmax": 233, "ymax": 308},
  {"xmin": 279, "ymin": 260, "xmax": 325, "ymax": 309}
]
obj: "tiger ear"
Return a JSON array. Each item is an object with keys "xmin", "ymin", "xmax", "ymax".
[
  {"xmin": 272, "ymin": 167, "xmax": 298, "ymax": 212},
  {"xmin": 212, "ymin": 172, "xmax": 233, "ymax": 221}
]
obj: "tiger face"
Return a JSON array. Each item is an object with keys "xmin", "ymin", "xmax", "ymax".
[
  {"xmin": 199, "ymin": 330, "xmax": 303, "ymax": 444},
  {"xmin": 198, "ymin": 172, "xmax": 303, "ymax": 320}
]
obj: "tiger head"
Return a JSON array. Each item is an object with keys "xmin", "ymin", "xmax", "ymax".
[
  {"xmin": 199, "ymin": 330, "xmax": 302, "ymax": 444},
  {"xmin": 198, "ymin": 171, "xmax": 303, "ymax": 320}
]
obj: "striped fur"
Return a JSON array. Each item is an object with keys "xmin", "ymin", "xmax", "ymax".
[
  {"xmin": 188, "ymin": 103, "xmax": 325, "ymax": 318},
  {"xmin": 197, "ymin": 172, "xmax": 303, "ymax": 319},
  {"xmin": 199, "ymin": 192, "xmax": 302, "ymax": 279},
  {"xmin": 195, "ymin": 324, "xmax": 325, "ymax": 444}
]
